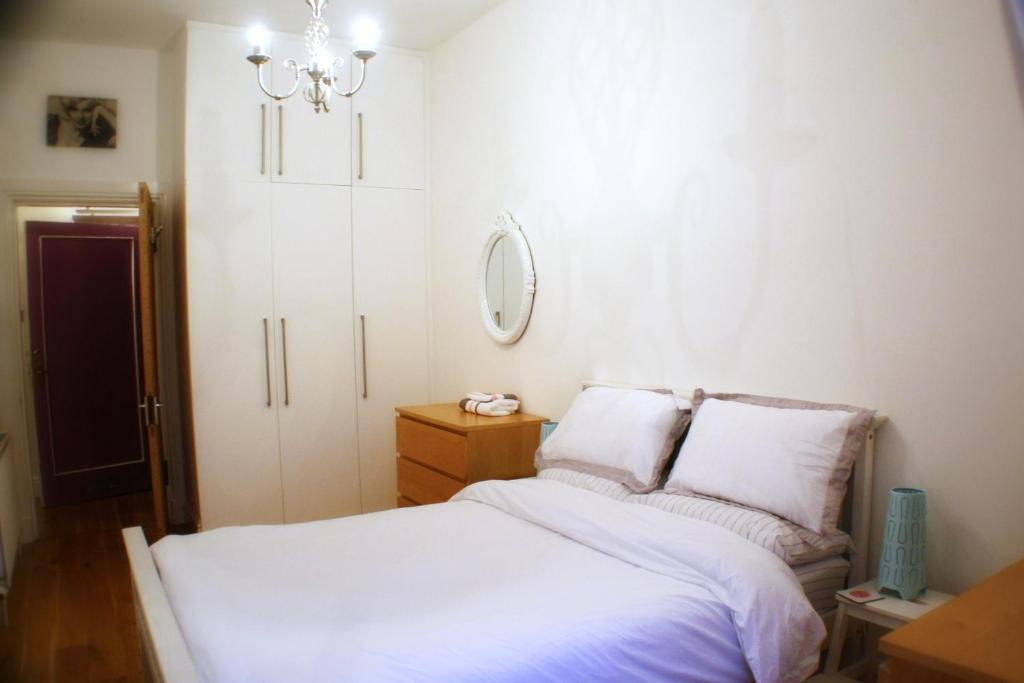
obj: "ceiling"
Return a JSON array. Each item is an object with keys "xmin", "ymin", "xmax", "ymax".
[{"xmin": 0, "ymin": 0, "xmax": 502, "ymax": 51}]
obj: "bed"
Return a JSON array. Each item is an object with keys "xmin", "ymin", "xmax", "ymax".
[{"xmin": 124, "ymin": 384, "xmax": 885, "ymax": 683}]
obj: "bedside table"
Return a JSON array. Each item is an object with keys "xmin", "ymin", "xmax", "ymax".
[
  {"xmin": 824, "ymin": 581, "xmax": 954, "ymax": 676},
  {"xmin": 395, "ymin": 403, "xmax": 548, "ymax": 507}
]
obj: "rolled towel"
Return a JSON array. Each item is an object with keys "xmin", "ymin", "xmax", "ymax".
[
  {"xmin": 488, "ymin": 399, "xmax": 519, "ymax": 410},
  {"xmin": 466, "ymin": 392, "xmax": 519, "ymax": 403},
  {"xmin": 459, "ymin": 397, "xmax": 521, "ymax": 416}
]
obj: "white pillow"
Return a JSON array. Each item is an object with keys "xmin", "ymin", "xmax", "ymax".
[
  {"xmin": 665, "ymin": 394, "xmax": 873, "ymax": 534},
  {"xmin": 535, "ymin": 387, "xmax": 689, "ymax": 493}
]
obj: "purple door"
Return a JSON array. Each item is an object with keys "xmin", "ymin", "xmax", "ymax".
[{"xmin": 26, "ymin": 221, "xmax": 151, "ymax": 506}]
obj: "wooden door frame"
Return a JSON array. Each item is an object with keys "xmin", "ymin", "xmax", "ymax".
[{"xmin": 0, "ymin": 181, "xmax": 170, "ymax": 544}]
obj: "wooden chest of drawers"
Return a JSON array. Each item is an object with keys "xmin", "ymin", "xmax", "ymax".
[
  {"xmin": 395, "ymin": 403, "xmax": 548, "ymax": 506},
  {"xmin": 879, "ymin": 558, "xmax": 1024, "ymax": 683}
]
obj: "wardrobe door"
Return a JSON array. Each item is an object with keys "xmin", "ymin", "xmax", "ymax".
[
  {"xmin": 186, "ymin": 25, "xmax": 271, "ymax": 184},
  {"xmin": 185, "ymin": 179, "xmax": 283, "ymax": 529},
  {"xmin": 272, "ymin": 184, "xmax": 362, "ymax": 523},
  {"xmin": 353, "ymin": 187, "xmax": 430, "ymax": 512},
  {"xmin": 352, "ymin": 49, "xmax": 425, "ymax": 190},
  {"xmin": 270, "ymin": 35, "xmax": 352, "ymax": 185}
]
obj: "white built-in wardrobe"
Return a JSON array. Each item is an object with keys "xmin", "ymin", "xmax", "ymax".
[{"xmin": 177, "ymin": 22, "xmax": 428, "ymax": 529}]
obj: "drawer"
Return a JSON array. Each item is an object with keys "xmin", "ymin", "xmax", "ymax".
[
  {"xmin": 397, "ymin": 495, "xmax": 418, "ymax": 508},
  {"xmin": 396, "ymin": 416, "xmax": 468, "ymax": 479},
  {"xmin": 397, "ymin": 457, "xmax": 464, "ymax": 505}
]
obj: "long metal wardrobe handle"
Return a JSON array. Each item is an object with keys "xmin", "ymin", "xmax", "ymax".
[
  {"xmin": 262, "ymin": 318, "xmax": 272, "ymax": 407},
  {"xmin": 357, "ymin": 112, "xmax": 364, "ymax": 180},
  {"xmin": 360, "ymin": 314, "xmax": 368, "ymax": 399},
  {"xmin": 278, "ymin": 105, "xmax": 284, "ymax": 176},
  {"xmin": 260, "ymin": 104, "xmax": 267, "ymax": 175},
  {"xmin": 280, "ymin": 318, "xmax": 290, "ymax": 406}
]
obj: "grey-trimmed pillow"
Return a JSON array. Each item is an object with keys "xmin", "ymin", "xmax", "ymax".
[
  {"xmin": 665, "ymin": 389, "xmax": 875, "ymax": 534},
  {"xmin": 535, "ymin": 386, "xmax": 690, "ymax": 493}
]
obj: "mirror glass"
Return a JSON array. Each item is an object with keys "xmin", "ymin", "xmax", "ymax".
[{"xmin": 484, "ymin": 235, "xmax": 524, "ymax": 331}]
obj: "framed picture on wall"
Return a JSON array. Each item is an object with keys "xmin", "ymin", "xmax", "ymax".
[{"xmin": 46, "ymin": 96, "xmax": 118, "ymax": 149}]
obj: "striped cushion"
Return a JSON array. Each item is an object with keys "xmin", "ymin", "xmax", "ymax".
[
  {"xmin": 630, "ymin": 492, "xmax": 851, "ymax": 565},
  {"xmin": 537, "ymin": 468, "xmax": 634, "ymax": 501}
]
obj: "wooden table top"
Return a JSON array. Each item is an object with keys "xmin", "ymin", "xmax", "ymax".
[
  {"xmin": 396, "ymin": 403, "xmax": 548, "ymax": 433},
  {"xmin": 880, "ymin": 558, "xmax": 1024, "ymax": 682}
]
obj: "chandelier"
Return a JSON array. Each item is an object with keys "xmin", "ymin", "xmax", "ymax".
[{"xmin": 246, "ymin": 0, "xmax": 379, "ymax": 113}]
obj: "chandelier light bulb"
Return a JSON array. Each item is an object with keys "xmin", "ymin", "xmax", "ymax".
[
  {"xmin": 352, "ymin": 18, "xmax": 380, "ymax": 53},
  {"xmin": 248, "ymin": 25, "xmax": 269, "ymax": 55}
]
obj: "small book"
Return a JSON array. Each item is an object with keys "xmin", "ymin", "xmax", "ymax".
[{"xmin": 837, "ymin": 586, "xmax": 886, "ymax": 604}]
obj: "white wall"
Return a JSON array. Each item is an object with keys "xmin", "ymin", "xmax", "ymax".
[
  {"xmin": 0, "ymin": 40, "xmax": 159, "ymax": 182},
  {"xmin": 430, "ymin": 0, "xmax": 1024, "ymax": 593}
]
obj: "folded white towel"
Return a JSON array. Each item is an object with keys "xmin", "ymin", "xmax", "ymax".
[
  {"xmin": 459, "ymin": 393, "xmax": 521, "ymax": 416},
  {"xmin": 471, "ymin": 398, "xmax": 515, "ymax": 409},
  {"xmin": 466, "ymin": 392, "xmax": 519, "ymax": 403}
]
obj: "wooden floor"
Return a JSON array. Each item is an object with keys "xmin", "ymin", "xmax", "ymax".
[{"xmin": 0, "ymin": 492, "xmax": 157, "ymax": 683}]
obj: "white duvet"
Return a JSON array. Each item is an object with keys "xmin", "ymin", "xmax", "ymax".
[{"xmin": 152, "ymin": 479, "xmax": 824, "ymax": 683}]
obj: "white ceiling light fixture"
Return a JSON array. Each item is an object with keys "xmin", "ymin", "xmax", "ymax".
[{"xmin": 246, "ymin": 0, "xmax": 379, "ymax": 113}]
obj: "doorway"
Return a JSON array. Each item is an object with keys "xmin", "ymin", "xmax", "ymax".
[
  {"xmin": 14, "ymin": 192, "xmax": 175, "ymax": 538},
  {"xmin": 25, "ymin": 219, "xmax": 150, "ymax": 506}
]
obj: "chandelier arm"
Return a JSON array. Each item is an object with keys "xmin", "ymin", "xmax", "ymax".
[
  {"xmin": 277, "ymin": 59, "xmax": 304, "ymax": 100},
  {"xmin": 253, "ymin": 58, "xmax": 304, "ymax": 101},
  {"xmin": 330, "ymin": 56, "xmax": 369, "ymax": 98}
]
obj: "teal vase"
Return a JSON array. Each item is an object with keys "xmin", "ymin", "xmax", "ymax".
[
  {"xmin": 877, "ymin": 487, "xmax": 927, "ymax": 600},
  {"xmin": 540, "ymin": 421, "xmax": 559, "ymax": 444}
]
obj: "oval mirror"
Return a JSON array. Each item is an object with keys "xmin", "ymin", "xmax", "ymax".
[{"xmin": 478, "ymin": 213, "xmax": 535, "ymax": 344}]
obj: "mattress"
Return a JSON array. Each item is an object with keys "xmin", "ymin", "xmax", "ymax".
[{"xmin": 792, "ymin": 556, "xmax": 850, "ymax": 613}]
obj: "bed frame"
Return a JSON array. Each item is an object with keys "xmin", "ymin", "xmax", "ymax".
[
  {"xmin": 123, "ymin": 526, "xmax": 200, "ymax": 682},
  {"xmin": 124, "ymin": 383, "xmax": 886, "ymax": 682}
]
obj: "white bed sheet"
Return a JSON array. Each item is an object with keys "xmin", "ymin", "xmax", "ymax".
[{"xmin": 152, "ymin": 479, "xmax": 823, "ymax": 683}]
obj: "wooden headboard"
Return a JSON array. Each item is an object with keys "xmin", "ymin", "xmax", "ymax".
[{"xmin": 581, "ymin": 380, "xmax": 886, "ymax": 587}]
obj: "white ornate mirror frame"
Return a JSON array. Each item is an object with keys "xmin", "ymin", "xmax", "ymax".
[{"xmin": 477, "ymin": 212, "xmax": 536, "ymax": 344}]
